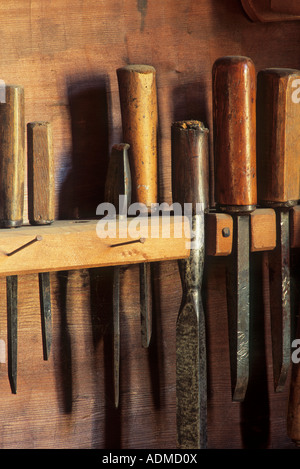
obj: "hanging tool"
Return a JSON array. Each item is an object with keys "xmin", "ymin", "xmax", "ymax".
[
  {"xmin": 257, "ymin": 68, "xmax": 300, "ymax": 392},
  {"xmin": 212, "ymin": 56, "xmax": 257, "ymax": 402},
  {"xmin": 172, "ymin": 120, "xmax": 209, "ymax": 449},
  {"xmin": 117, "ymin": 64, "xmax": 158, "ymax": 348},
  {"xmin": 104, "ymin": 142, "xmax": 131, "ymax": 408},
  {"xmin": 0, "ymin": 84, "xmax": 25, "ymax": 393},
  {"xmin": 27, "ymin": 121, "xmax": 55, "ymax": 360}
]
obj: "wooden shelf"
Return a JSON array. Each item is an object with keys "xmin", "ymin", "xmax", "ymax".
[{"xmin": 0, "ymin": 216, "xmax": 190, "ymax": 277}]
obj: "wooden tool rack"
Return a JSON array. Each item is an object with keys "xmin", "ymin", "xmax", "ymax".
[{"xmin": 1, "ymin": 0, "xmax": 300, "ymax": 450}]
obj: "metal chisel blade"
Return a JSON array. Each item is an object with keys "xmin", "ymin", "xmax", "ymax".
[
  {"xmin": 268, "ymin": 209, "xmax": 291, "ymax": 392},
  {"xmin": 39, "ymin": 272, "xmax": 52, "ymax": 361},
  {"xmin": 176, "ymin": 215, "xmax": 207, "ymax": 449},
  {"xmin": 227, "ymin": 214, "xmax": 250, "ymax": 402},
  {"xmin": 140, "ymin": 263, "xmax": 152, "ymax": 348},
  {"xmin": 7, "ymin": 275, "xmax": 18, "ymax": 394},
  {"xmin": 113, "ymin": 265, "xmax": 120, "ymax": 408}
]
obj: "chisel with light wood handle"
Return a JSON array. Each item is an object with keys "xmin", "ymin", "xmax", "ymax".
[
  {"xmin": 0, "ymin": 85, "xmax": 25, "ymax": 393},
  {"xmin": 27, "ymin": 121, "xmax": 55, "ymax": 360},
  {"xmin": 213, "ymin": 56, "xmax": 257, "ymax": 401},
  {"xmin": 117, "ymin": 65, "xmax": 158, "ymax": 348},
  {"xmin": 172, "ymin": 120, "xmax": 209, "ymax": 449}
]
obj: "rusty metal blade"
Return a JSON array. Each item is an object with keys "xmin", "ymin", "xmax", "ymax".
[
  {"xmin": 39, "ymin": 272, "xmax": 52, "ymax": 361},
  {"xmin": 268, "ymin": 209, "xmax": 291, "ymax": 392},
  {"xmin": 226, "ymin": 214, "xmax": 250, "ymax": 402},
  {"xmin": 7, "ymin": 275, "xmax": 18, "ymax": 394},
  {"xmin": 140, "ymin": 263, "xmax": 152, "ymax": 348},
  {"xmin": 176, "ymin": 215, "xmax": 207, "ymax": 449}
]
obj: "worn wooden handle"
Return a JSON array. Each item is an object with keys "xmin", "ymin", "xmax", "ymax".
[
  {"xmin": 0, "ymin": 85, "xmax": 25, "ymax": 227},
  {"xmin": 27, "ymin": 121, "xmax": 55, "ymax": 225},
  {"xmin": 257, "ymin": 68, "xmax": 300, "ymax": 206},
  {"xmin": 117, "ymin": 65, "xmax": 158, "ymax": 210},
  {"xmin": 213, "ymin": 56, "xmax": 257, "ymax": 212},
  {"xmin": 171, "ymin": 120, "xmax": 209, "ymax": 212}
]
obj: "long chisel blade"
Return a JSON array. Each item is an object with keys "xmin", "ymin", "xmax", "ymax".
[
  {"xmin": 268, "ymin": 209, "xmax": 291, "ymax": 391},
  {"xmin": 112, "ymin": 265, "xmax": 120, "ymax": 408},
  {"xmin": 227, "ymin": 214, "xmax": 251, "ymax": 401},
  {"xmin": 39, "ymin": 271, "xmax": 52, "ymax": 361},
  {"xmin": 7, "ymin": 275, "xmax": 18, "ymax": 394},
  {"xmin": 105, "ymin": 143, "xmax": 131, "ymax": 408},
  {"xmin": 176, "ymin": 216, "xmax": 207, "ymax": 449}
]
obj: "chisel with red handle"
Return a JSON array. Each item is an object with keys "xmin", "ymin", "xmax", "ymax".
[
  {"xmin": 117, "ymin": 65, "xmax": 158, "ymax": 348},
  {"xmin": 0, "ymin": 85, "xmax": 25, "ymax": 393},
  {"xmin": 172, "ymin": 120, "xmax": 209, "ymax": 449},
  {"xmin": 257, "ymin": 69, "xmax": 300, "ymax": 392},
  {"xmin": 213, "ymin": 56, "xmax": 257, "ymax": 401},
  {"xmin": 27, "ymin": 121, "xmax": 55, "ymax": 360}
]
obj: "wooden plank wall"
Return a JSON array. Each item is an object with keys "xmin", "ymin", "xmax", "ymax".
[{"xmin": 0, "ymin": 0, "xmax": 299, "ymax": 449}]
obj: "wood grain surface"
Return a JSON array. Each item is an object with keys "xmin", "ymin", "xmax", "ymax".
[{"xmin": 0, "ymin": 0, "xmax": 299, "ymax": 449}]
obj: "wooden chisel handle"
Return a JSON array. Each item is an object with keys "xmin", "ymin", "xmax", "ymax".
[
  {"xmin": 0, "ymin": 85, "xmax": 25, "ymax": 227},
  {"xmin": 117, "ymin": 65, "xmax": 157, "ymax": 209},
  {"xmin": 213, "ymin": 56, "xmax": 256, "ymax": 212},
  {"xmin": 27, "ymin": 122, "xmax": 55, "ymax": 225},
  {"xmin": 257, "ymin": 68, "xmax": 300, "ymax": 206},
  {"xmin": 172, "ymin": 120, "xmax": 209, "ymax": 449}
]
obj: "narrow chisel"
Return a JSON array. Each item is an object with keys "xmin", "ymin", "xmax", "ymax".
[
  {"xmin": 117, "ymin": 65, "xmax": 158, "ymax": 348},
  {"xmin": 104, "ymin": 143, "xmax": 131, "ymax": 408},
  {"xmin": 213, "ymin": 56, "xmax": 257, "ymax": 402},
  {"xmin": 27, "ymin": 121, "xmax": 55, "ymax": 360},
  {"xmin": 257, "ymin": 68, "xmax": 300, "ymax": 391},
  {"xmin": 172, "ymin": 120, "xmax": 209, "ymax": 449},
  {"xmin": 0, "ymin": 85, "xmax": 25, "ymax": 393}
]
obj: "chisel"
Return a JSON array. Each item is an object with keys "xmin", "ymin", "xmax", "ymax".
[
  {"xmin": 213, "ymin": 56, "xmax": 257, "ymax": 402},
  {"xmin": 27, "ymin": 121, "xmax": 55, "ymax": 360},
  {"xmin": 172, "ymin": 120, "xmax": 209, "ymax": 449},
  {"xmin": 117, "ymin": 65, "xmax": 158, "ymax": 348},
  {"xmin": 104, "ymin": 143, "xmax": 131, "ymax": 408},
  {"xmin": 256, "ymin": 69, "xmax": 300, "ymax": 392},
  {"xmin": 0, "ymin": 85, "xmax": 25, "ymax": 394}
]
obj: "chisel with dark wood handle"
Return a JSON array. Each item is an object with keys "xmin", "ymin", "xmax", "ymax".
[
  {"xmin": 0, "ymin": 85, "xmax": 25, "ymax": 393},
  {"xmin": 172, "ymin": 120, "xmax": 209, "ymax": 449},
  {"xmin": 257, "ymin": 68, "xmax": 300, "ymax": 392},
  {"xmin": 117, "ymin": 65, "xmax": 158, "ymax": 348},
  {"xmin": 27, "ymin": 121, "xmax": 55, "ymax": 360},
  {"xmin": 213, "ymin": 56, "xmax": 257, "ymax": 402},
  {"xmin": 105, "ymin": 142, "xmax": 131, "ymax": 408}
]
